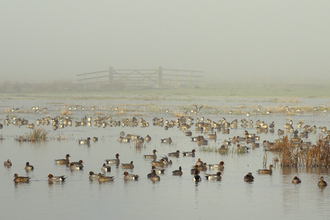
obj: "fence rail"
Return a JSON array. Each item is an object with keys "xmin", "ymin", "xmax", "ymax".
[{"xmin": 76, "ymin": 67, "xmax": 203, "ymax": 88}]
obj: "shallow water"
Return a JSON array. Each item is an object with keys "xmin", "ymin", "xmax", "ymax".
[{"xmin": 1, "ymin": 97, "xmax": 330, "ymax": 219}]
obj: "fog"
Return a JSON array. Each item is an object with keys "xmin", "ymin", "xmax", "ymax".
[{"xmin": 1, "ymin": 1, "xmax": 330, "ymax": 84}]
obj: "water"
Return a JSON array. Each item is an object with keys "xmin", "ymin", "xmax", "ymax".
[{"xmin": 1, "ymin": 97, "xmax": 330, "ymax": 219}]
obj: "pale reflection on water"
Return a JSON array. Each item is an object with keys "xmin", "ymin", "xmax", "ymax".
[{"xmin": 1, "ymin": 97, "xmax": 330, "ymax": 219}]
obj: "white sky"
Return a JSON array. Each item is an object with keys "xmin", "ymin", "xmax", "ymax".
[{"xmin": 1, "ymin": 1, "xmax": 330, "ymax": 83}]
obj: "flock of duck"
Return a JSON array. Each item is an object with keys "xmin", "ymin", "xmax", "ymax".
[
  {"xmin": 2, "ymin": 105, "xmax": 330, "ymax": 188},
  {"xmin": 4, "ymin": 148, "xmax": 328, "ymax": 187}
]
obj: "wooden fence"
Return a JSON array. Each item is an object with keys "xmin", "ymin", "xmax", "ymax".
[{"xmin": 76, "ymin": 67, "xmax": 203, "ymax": 88}]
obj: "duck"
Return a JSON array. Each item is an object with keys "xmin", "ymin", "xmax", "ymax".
[
  {"xmin": 149, "ymin": 170, "xmax": 161, "ymax": 181},
  {"xmin": 205, "ymin": 172, "xmax": 222, "ymax": 181},
  {"xmin": 101, "ymin": 163, "xmax": 111, "ymax": 172},
  {"xmin": 195, "ymin": 158, "xmax": 204, "ymax": 167},
  {"xmin": 161, "ymin": 137, "xmax": 172, "ymax": 144},
  {"xmin": 236, "ymin": 144, "xmax": 249, "ymax": 153},
  {"xmin": 78, "ymin": 137, "xmax": 91, "ymax": 145},
  {"xmin": 14, "ymin": 173, "xmax": 30, "ymax": 183},
  {"xmin": 161, "ymin": 156, "xmax": 172, "ymax": 165},
  {"xmin": 318, "ymin": 176, "xmax": 327, "ymax": 187},
  {"xmin": 25, "ymin": 162, "xmax": 34, "ymax": 171},
  {"xmin": 98, "ymin": 173, "xmax": 114, "ymax": 182},
  {"xmin": 121, "ymin": 161, "xmax": 134, "ymax": 169},
  {"xmin": 70, "ymin": 162, "xmax": 83, "ymax": 171},
  {"xmin": 89, "ymin": 171, "xmax": 100, "ymax": 180},
  {"xmin": 92, "ymin": 137, "xmax": 98, "ymax": 142},
  {"xmin": 208, "ymin": 161, "xmax": 225, "ymax": 170},
  {"xmin": 145, "ymin": 135, "xmax": 151, "ymax": 142},
  {"xmin": 47, "ymin": 174, "xmax": 66, "ymax": 182},
  {"xmin": 150, "ymin": 165, "xmax": 165, "ymax": 175},
  {"xmin": 54, "ymin": 154, "xmax": 70, "ymax": 165},
  {"xmin": 193, "ymin": 169, "xmax": 202, "ymax": 182},
  {"xmin": 172, "ymin": 166, "xmax": 183, "ymax": 176},
  {"xmin": 257, "ymin": 165, "xmax": 273, "ymax": 174},
  {"xmin": 144, "ymin": 149, "xmax": 157, "ymax": 159},
  {"xmin": 151, "ymin": 159, "xmax": 165, "ymax": 167},
  {"xmin": 168, "ymin": 150, "xmax": 180, "ymax": 157},
  {"xmin": 244, "ymin": 172, "xmax": 254, "ymax": 182},
  {"xmin": 182, "ymin": 149, "xmax": 196, "ymax": 157},
  {"xmin": 105, "ymin": 153, "xmax": 120, "ymax": 165},
  {"xmin": 292, "ymin": 175, "xmax": 301, "ymax": 184},
  {"xmin": 71, "ymin": 160, "xmax": 84, "ymax": 167},
  {"xmin": 4, "ymin": 159, "xmax": 12, "ymax": 167},
  {"xmin": 123, "ymin": 171, "xmax": 139, "ymax": 180},
  {"xmin": 218, "ymin": 145, "xmax": 229, "ymax": 153}
]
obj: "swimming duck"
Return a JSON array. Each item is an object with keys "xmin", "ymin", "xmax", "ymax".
[
  {"xmin": 54, "ymin": 154, "xmax": 70, "ymax": 165},
  {"xmin": 318, "ymin": 176, "xmax": 327, "ymax": 187},
  {"xmin": 257, "ymin": 165, "xmax": 273, "ymax": 174},
  {"xmin": 144, "ymin": 149, "xmax": 157, "ymax": 159},
  {"xmin": 145, "ymin": 135, "xmax": 151, "ymax": 142},
  {"xmin": 93, "ymin": 137, "xmax": 98, "ymax": 142},
  {"xmin": 25, "ymin": 162, "xmax": 34, "ymax": 171},
  {"xmin": 151, "ymin": 165, "xmax": 165, "ymax": 175},
  {"xmin": 101, "ymin": 163, "xmax": 111, "ymax": 172},
  {"xmin": 105, "ymin": 153, "xmax": 120, "ymax": 165},
  {"xmin": 236, "ymin": 144, "xmax": 249, "ymax": 153},
  {"xmin": 292, "ymin": 175, "xmax": 301, "ymax": 184},
  {"xmin": 218, "ymin": 145, "xmax": 229, "ymax": 153},
  {"xmin": 244, "ymin": 172, "xmax": 254, "ymax": 182},
  {"xmin": 98, "ymin": 173, "xmax": 114, "ymax": 182},
  {"xmin": 161, "ymin": 137, "xmax": 172, "ymax": 144},
  {"xmin": 182, "ymin": 149, "xmax": 196, "ymax": 157},
  {"xmin": 149, "ymin": 170, "xmax": 160, "ymax": 181},
  {"xmin": 161, "ymin": 156, "xmax": 172, "ymax": 165},
  {"xmin": 151, "ymin": 159, "xmax": 165, "ymax": 167},
  {"xmin": 4, "ymin": 159, "xmax": 12, "ymax": 167},
  {"xmin": 121, "ymin": 161, "xmax": 134, "ymax": 169},
  {"xmin": 208, "ymin": 161, "xmax": 225, "ymax": 170},
  {"xmin": 197, "ymin": 137, "xmax": 208, "ymax": 146},
  {"xmin": 172, "ymin": 166, "xmax": 183, "ymax": 176},
  {"xmin": 70, "ymin": 162, "xmax": 83, "ymax": 171},
  {"xmin": 14, "ymin": 173, "xmax": 30, "ymax": 183},
  {"xmin": 48, "ymin": 174, "xmax": 66, "ymax": 182},
  {"xmin": 123, "ymin": 171, "xmax": 139, "ymax": 180},
  {"xmin": 205, "ymin": 172, "xmax": 222, "ymax": 181},
  {"xmin": 71, "ymin": 160, "xmax": 84, "ymax": 167},
  {"xmin": 195, "ymin": 158, "xmax": 204, "ymax": 167},
  {"xmin": 78, "ymin": 137, "xmax": 91, "ymax": 145},
  {"xmin": 168, "ymin": 150, "xmax": 180, "ymax": 157},
  {"xmin": 193, "ymin": 170, "xmax": 202, "ymax": 182},
  {"xmin": 89, "ymin": 171, "xmax": 100, "ymax": 180}
]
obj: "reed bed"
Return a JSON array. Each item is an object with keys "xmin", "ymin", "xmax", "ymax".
[
  {"xmin": 278, "ymin": 136, "xmax": 330, "ymax": 167},
  {"xmin": 16, "ymin": 127, "xmax": 48, "ymax": 142}
]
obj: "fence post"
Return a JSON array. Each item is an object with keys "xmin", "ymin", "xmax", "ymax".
[
  {"xmin": 109, "ymin": 67, "xmax": 113, "ymax": 83},
  {"xmin": 158, "ymin": 66, "xmax": 163, "ymax": 88}
]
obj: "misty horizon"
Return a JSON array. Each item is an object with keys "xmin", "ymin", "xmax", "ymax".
[{"xmin": 1, "ymin": 1, "xmax": 330, "ymax": 84}]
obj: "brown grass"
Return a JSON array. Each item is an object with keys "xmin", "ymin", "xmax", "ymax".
[{"xmin": 278, "ymin": 136, "xmax": 330, "ymax": 167}]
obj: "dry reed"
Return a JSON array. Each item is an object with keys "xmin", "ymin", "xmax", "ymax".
[{"xmin": 279, "ymin": 136, "xmax": 330, "ymax": 167}]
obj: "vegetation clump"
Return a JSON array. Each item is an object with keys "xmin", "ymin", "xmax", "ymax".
[
  {"xmin": 278, "ymin": 136, "xmax": 330, "ymax": 167},
  {"xmin": 16, "ymin": 127, "xmax": 48, "ymax": 142}
]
